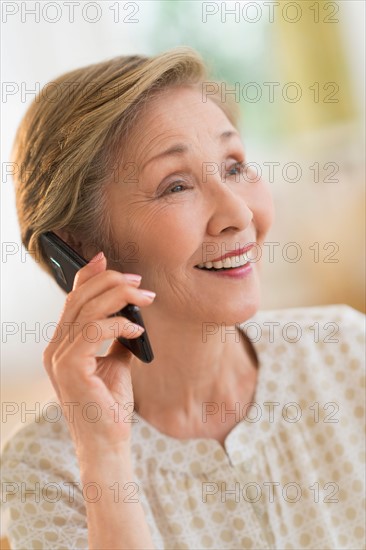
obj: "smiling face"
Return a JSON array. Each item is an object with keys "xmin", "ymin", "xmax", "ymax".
[{"xmin": 107, "ymin": 85, "xmax": 274, "ymax": 326}]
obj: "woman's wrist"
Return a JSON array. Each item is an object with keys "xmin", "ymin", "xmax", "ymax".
[
  {"xmin": 78, "ymin": 449, "xmax": 138, "ymax": 514},
  {"xmin": 76, "ymin": 439, "xmax": 132, "ymax": 465},
  {"xmin": 76, "ymin": 445, "xmax": 155, "ymax": 549},
  {"xmin": 77, "ymin": 444, "xmax": 133, "ymax": 478}
]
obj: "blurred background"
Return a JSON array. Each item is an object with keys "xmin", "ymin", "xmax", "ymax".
[{"xmin": 1, "ymin": 3, "xmax": 365, "ymax": 542}]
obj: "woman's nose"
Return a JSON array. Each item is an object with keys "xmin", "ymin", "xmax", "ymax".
[{"xmin": 205, "ymin": 172, "xmax": 254, "ymax": 235}]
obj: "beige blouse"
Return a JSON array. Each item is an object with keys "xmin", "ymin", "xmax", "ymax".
[{"xmin": 1, "ymin": 304, "xmax": 365, "ymax": 550}]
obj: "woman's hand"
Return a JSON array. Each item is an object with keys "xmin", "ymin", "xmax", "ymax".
[{"xmin": 42, "ymin": 251, "xmax": 156, "ymax": 461}]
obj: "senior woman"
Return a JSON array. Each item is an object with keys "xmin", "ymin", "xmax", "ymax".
[{"xmin": 1, "ymin": 47, "xmax": 365, "ymax": 550}]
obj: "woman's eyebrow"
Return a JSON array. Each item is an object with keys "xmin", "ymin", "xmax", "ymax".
[{"xmin": 140, "ymin": 130, "xmax": 240, "ymax": 173}]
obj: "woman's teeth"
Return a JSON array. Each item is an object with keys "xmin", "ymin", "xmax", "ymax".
[{"xmin": 196, "ymin": 252, "xmax": 250, "ymax": 270}]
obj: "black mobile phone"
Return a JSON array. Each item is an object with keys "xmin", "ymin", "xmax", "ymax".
[{"xmin": 39, "ymin": 231, "xmax": 154, "ymax": 363}]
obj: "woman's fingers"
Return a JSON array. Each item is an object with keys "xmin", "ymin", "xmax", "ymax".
[
  {"xmin": 72, "ymin": 251, "xmax": 108, "ymax": 290},
  {"xmin": 43, "ymin": 253, "xmax": 108, "ymax": 368},
  {"xmin": 53, "ymin": 284, "xmax": 155, "ymax": 361},
  {"xmin": 52, "ymin": 316, "xmax": 145, "ymax": 382},
  {"xmin": 42, "ymin": 251, "xmax": 154, "ymax": 398},
  {"xmin": 43, "ymin": 254, "xmax": 143, "ymax": 364},
  {"xmin": 64, "ymin": 258, "xmax": 142, "ymax": 328},
  {"xmin": 78, "ymin": 283, "xmax": 156, "ymax": 323}
]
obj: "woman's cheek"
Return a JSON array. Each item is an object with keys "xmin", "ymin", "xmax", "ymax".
[{"xmin": 253, "ymin": 180, "xmax": 275, "ymax": 244}]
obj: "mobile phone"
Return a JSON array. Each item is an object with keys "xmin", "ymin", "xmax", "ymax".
[{"xmin": 39, "ymin": 231, "xmax": 154, "ymax": 363}]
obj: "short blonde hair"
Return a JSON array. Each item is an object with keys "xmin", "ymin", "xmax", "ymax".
[{"xmin": 12, "ymin": 46, "xmax": 241, "ymax": 277}]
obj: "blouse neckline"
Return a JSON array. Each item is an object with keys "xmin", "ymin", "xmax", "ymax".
[{"xmin": 131, "ymin": 319, "xmax": 270, "ymax": 472}]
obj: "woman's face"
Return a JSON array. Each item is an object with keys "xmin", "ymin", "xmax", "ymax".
[{"xmin": 107, "ymin": 86, "xmax": 274, "ymax": 326}]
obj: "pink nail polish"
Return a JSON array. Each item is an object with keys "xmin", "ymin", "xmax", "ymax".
[
  {"xmin": 124, "ymin": 273, "xmax": 142, "ymax": 282},
  {"xmin": 89, "ymin": 251, "xmax": 104, "ymax": 263},
  {"xmin": 140, "ymin": 290, "xmax": 156, "ymax": 299}
]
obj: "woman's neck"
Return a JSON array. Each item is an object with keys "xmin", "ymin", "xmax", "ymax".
[{"xmin": 131, "ymin": 325, "xmax": 258, "ymax": 444}]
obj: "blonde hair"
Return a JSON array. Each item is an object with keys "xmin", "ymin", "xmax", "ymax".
[{"xmin": 12, "ymin": 46, "xmax": 241, "ymax": 277}]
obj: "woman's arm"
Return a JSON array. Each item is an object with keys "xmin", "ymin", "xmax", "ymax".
[{"xmin": 79, "ymin": 449, "xmax": 154, "ymax": 550}]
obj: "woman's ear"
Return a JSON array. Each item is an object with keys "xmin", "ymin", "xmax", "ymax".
[
  {"xmin": 53, "ymin": 230, "xmax": 102, "ymax": 262},
  {"xmin": 53, "ymin": 229, "xmax": 85, "ymax": 258}
]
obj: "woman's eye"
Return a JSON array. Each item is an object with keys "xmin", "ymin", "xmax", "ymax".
[
  {"xmin": 164, "ymin": 182, "xmax": 187, "ymax": 194},
  {"xmin": 227, "ymin": 161, "xmax": 245, "ymax": 177}
]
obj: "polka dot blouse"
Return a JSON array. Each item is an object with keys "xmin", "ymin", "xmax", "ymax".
[{"xmin": 1, "ymin": 304, "xmax": 365, "ymax": 549}]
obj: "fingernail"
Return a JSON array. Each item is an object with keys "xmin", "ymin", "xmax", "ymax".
[
  {"xmin": 124, "ymin": 273, "xmax": 142, "ymax": 283},
  {"xmin": 140, "ymin": 290, "xmax": 156, "ymax": 299},
  {"xmin": 133, "ymin": 324, "xmax": 145, "ymax": 333},
  {"xmin": 89, "ymin": 251, "xmax": 104, "ymax": 263},
  {"xmin": 122, "ymin": 323, "xmax": 145, "ymax": 334}
]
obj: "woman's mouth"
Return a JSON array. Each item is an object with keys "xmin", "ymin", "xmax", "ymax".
[
  {"xmin": 195, "ymin": 251, "xmax": 251, "ymax": 271},
  {"xmin": 194, "ymin": 250, "xmax": 254, "ymax": 278}
]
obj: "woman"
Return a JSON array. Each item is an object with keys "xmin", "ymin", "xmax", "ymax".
[{"xmin": 1, "ymin": 47, "xmax": 365, "ymax": 550}]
